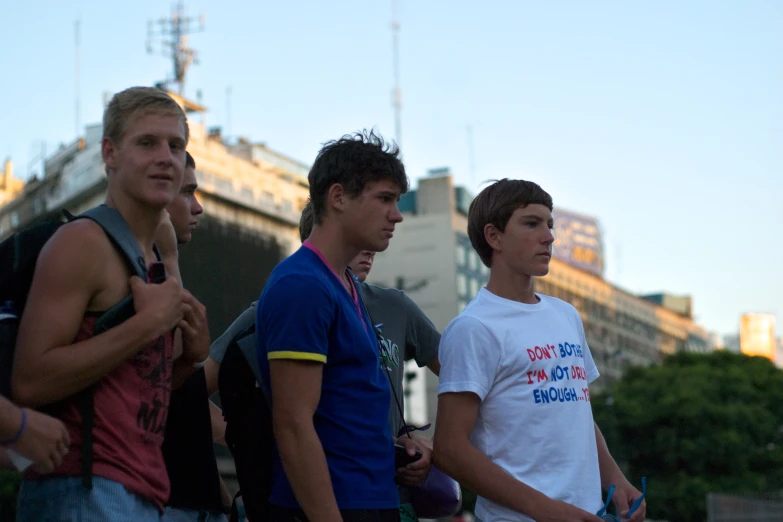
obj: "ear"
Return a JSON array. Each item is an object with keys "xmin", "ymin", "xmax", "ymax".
[
  {"xmin": 484, "ymin": 222, "xmax": 503, "ymax": 256},
  {"xmin": 326, "ymin": 183, "xmax": 346, "ymax": 215},
  {"xmin": 102, "ymin": 137, "xmax": 118, "ymax": 175}
]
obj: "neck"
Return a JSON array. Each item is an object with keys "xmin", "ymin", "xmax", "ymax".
[
  {"xmin": 307, "ymin": 224, "xmax": 360, "ymax": 284},
  {"xmin": 485, "ymin": 262, "xmax": 539, "ymax": 304},
  {"xmin": 104, "ymin": 191, "xmax": 164, "ymax": 262}
]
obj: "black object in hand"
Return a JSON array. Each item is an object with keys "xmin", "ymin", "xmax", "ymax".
[{"xmin": 395, "ymin": 443, "xmax": 422, "ymax": 468}]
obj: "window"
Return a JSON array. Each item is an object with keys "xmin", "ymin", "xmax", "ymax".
[
  {"xmin": 458, "ymin": 300, "xmax": 468, "ymax": 314},
  {"xmin": 10, "ymin": 212, "xmax": 18, "ymax": 229},
  {"xmin": 456, "ymin": 273, "xmax": 467, "ymax": 296},
  {"xmin": 470, "ymin": 277, "xmax": 480, "ymax": 297},
  {"xmin": 261, "ymin": 191, "xmax": 274, "ymax": 204},
  {"xmin": 480, "ymin": 262, "xmax": 489, "ymax": 276},
  {"xmin": 281, "ymin": 199, "xmax": 293, "ymax": 213},
  {"xmin": 468, "ymin": 251, "xmax": 478, "ymax": 271},
  {"xmin": 455, "ymin": 244, "xmax": 466, "ymax": 266}
]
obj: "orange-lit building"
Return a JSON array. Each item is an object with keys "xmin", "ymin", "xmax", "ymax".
[{"xmin": 740, "ymin": 313, "xmax": 776, "ymax": 362}]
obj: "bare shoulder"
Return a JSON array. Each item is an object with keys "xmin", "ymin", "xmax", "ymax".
[
  {"xmin": 42, "ymin": 218, "xmax": 115, "ymax": 263},
  {"xmin": 33, "ymin": 219, "xmax": 119, "ymax": 301}
]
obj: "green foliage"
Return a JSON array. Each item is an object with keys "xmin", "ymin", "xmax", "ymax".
[
  {"xmin": 593, "ymin": 351, "xmax": 783, "ymax": 522},
  {"xmin": 0, "ymin": 469, "xmax": 21, "ymax": 521},
  {"xmin": 460, "ymin": 485, "xmax": 477, "ymax": 515}
]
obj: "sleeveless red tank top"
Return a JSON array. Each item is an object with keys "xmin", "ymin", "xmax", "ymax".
[{"xmin": 28, "ymin": 297, "xmax": 174, "ymax": 509}]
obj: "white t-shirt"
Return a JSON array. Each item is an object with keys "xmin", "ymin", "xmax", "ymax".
[{"xmin": 438, "ymin": 288, "xmax": 602, "ymax": 522}]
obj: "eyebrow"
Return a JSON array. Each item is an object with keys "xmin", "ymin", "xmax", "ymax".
[
  {"xmin": 520, "ymin": 214, "xmax": 554, "ymax": 224},
  {"xmin": 378, "ymin": 190, "xmax": 401, "ymax": 198},
  {"xmin": 134, "ymin": 133, "xmax": 185, "ymax": 144}
]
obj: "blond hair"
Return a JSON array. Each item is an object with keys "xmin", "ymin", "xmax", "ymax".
[{"xmin": 103, "ymin": 86, "xmax": 189, "ymax": 145}]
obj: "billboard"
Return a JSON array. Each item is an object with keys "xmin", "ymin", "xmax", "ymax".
[
  {"xmin": 740, "ymin": 313, "xmax": 776, "ymax": 362},
  {"xmin": 552, "ymin": 208, "xmax": 604, "ymax": 277}
]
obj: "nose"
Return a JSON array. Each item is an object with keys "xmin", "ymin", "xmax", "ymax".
[
  {"xmin": 543, "ymin": 228, "xmax": 555, "ymax": 245},
  {"xmin": 154, "ymin": 143, "xmax": 175, "ymax": 165},
  {"xmin": 390, "ymin": 204, "xmax": 403, "ymax": 224},
  {"xmin": 192, "ymin": 195, "xmax": 204, "ymax": 216}
]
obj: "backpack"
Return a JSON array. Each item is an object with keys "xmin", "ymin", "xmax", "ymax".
[
  {"xmin": 0, "ymin": 204, "xmax": 150, "ymax": 488},
  {"xmin": 217, "ymin": 310, "xmax": 275, "ymax": 522}
]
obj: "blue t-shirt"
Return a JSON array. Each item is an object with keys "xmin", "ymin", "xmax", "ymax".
[{"xmin": 256, "ymin": 243, "xmax": 398, "ymax": 510}]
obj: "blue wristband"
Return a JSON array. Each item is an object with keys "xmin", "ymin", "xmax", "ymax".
[{"xmin": 1, "ymin": 407, "xmax": 27, "ymax": 446}]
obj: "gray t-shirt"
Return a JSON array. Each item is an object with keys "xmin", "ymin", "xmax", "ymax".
[
  {"xmin": 360, "ymin": 283, "xmax": 440, "ymax": 505},
  {"xmin": 360, "ymin": 283, "xmax": 440, "ymax": 439}
]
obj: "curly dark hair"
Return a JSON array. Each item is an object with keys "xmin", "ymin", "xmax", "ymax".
[{"xmin": 308, "ymin": 129, "xmax": 409, "ymax": 223}]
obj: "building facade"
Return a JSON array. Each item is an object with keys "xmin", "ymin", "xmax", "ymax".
[
  {"xmin": 0, "ymin": 90, "xmax": 311, "ymax": 337},
  {"xmin": 739, "ymin": 313, "xmax": 776, "ymax": 362}
]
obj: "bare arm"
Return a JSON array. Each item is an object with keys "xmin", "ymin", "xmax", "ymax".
[
  {"xmin": 209, "ymin": 400, "xmax": 226, "ymax": 446},
  {"xmin": 594, "ymin": 423, "xmax": 646, "ymax": 521},
  {"xmin": 171, "ymin": 290, "xmax": 211, "ymax": 389},
  {"xmin": 270, "ymin": 359, "xmax": 341, "ymax": 522},
  {"xmin": 12, "ymin": 221, "xmax": 184, "ymax": 407},
  {"xmin": 434, "ymin": 392, "xmax": 602, "ymax": 522},
  {"xmin": 426, "ymin": 357, "xmax": 441, "ymax": 376},
  {"xmin": 0, "ymin": 395, "xmax": 25, "ymax": 440},
  {"xmin": 204, "ymin": 357, "xmax": 220, "ymax": 397},
  {"xmin": 595, "ymin": 423, "xmax": 624, "ymax": 489},
  {"xmin": 0, "ymin": 448, "xmax": 11, "ymax": 470},
  {"xmin": 0, "ymin": 395, "xmax": 70, "ymax": 472}
]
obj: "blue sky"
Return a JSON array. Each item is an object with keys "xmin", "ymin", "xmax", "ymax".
[{"xmin": 2, "ymin": 1, "xmax": 781, "ymax": 336}]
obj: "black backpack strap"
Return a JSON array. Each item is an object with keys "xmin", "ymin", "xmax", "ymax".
[
  {"xmin": 69, "ymin": 205, "xmax": 148, "ymax": 489},
  {"xmin": 229, "ymin": 490, "xmax": 242, "ymax": 522},
  {"xmin": 351, "ymin": 269, "xmax": 414, "ymax": 441},
  {"xmin": 219, "ymin": 314, "xmax": 275, "ymax": 521},
  {"xmin": 235, "ymin": 324, "xmax": 270, "ymax": 406}
]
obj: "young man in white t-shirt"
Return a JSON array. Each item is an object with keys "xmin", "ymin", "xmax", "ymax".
[{"xmin": 433, "ymin": 179, "xmax": 646, "ymax": 522}]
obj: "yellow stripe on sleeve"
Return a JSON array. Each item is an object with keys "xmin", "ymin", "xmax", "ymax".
[{"xmin": 268, "ymin": 351, "xmax": 327, "ymax": 363}]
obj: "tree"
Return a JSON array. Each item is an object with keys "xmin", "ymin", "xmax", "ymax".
[
  {"xmin": 592, "ymin": 351, "xmax": 783, "ymax": 522},
  {"xmin": 0, "ymin": 470, "xmax": 20, "ymax": 521}
]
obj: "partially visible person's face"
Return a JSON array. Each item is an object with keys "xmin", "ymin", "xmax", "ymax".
[
  {"xmin": 349, "ymin": 251, "xmax": 376, "ymax": 282},
  {"xmin": 166, "ymin": 165, "xmax": 203, "ymax": 244}
]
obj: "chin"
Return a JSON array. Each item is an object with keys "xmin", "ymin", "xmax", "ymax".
[
  {"xmin": 532, "ymin": 265, "xmax": 551, "ymax": 277},
  {"xmin": 372, "ymin": 239, "xmax": 391, "ymax": 253}
]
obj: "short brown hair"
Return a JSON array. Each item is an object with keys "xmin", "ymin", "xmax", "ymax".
[
  {"xmin": 468, "ymin": 179, "xmax": 553, "ymax": 267},
  {"xmin": 299, "ymin": 200, "xmax": 315, "ymax": 242},
  {"xmin": 103, "ymin": 86, "xmax": 189, "ymax": 146}
]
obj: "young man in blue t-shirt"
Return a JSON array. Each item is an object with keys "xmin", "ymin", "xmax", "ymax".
[{"xmin": 256, "ymin": 130, "xmax": 422, "ymax": 522}]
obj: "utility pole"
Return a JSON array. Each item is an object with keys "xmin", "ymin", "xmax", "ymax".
[
  {"xmin": 74, "ymin": 20, "xmax": 81, "ymax": 137},
  {"xmin": 146, "ymin": 1, "xmax": 205, "ymax": 94},
  {"xmin": 391, "ymin": 0, "xmax": 402, "ymax": 149}
]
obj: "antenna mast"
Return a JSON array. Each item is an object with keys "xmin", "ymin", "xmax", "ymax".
[
  {"xmin": 75, "ymin": 20, "xmax": 81, "ymax": 137},
  {"xmin": 146, "ymin": 1, "xmax": 205, "ymax": 94},
  {"xmin": 391, "ymin": 0, "xmax": 402, "ymax": 149},
  {"xmin": 467, "ymin": 124, "xmax": 476, "ymax": 181}
]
